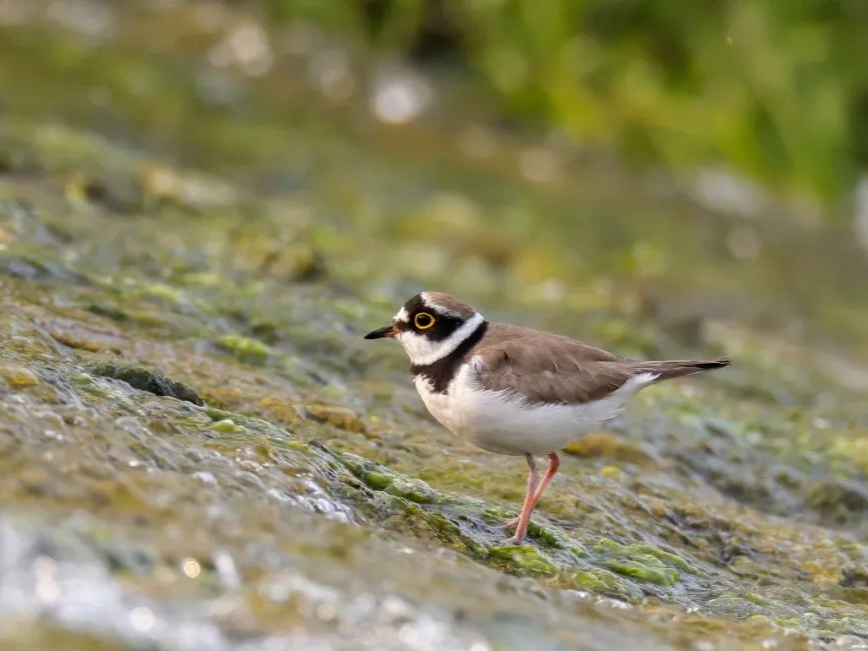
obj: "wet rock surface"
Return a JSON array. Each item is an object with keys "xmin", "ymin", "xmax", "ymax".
[{"xmin": 1, "ymin": 2, "xmax": 868, "ymax": 650}]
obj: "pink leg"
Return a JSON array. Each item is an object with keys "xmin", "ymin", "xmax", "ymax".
[
  {"xmin": 500, "ymin": 452, "xmax": 561, "ymax": 541},
  {"xmin": 532, "ymin": 452, "xmax": 560, "ymax": 507},
  {"xmin": 503, "ymin": 454, "xmax": 539, "ymax": 545}
]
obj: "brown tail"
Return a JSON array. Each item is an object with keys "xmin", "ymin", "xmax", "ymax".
[{"xmin": 640, "ymin": 357, "xmax": 730, "ymax": 380}]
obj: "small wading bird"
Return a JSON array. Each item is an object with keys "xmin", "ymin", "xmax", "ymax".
[{"xmin": 365, "ymin": 292, "xmax": 729, "ymax": 545}]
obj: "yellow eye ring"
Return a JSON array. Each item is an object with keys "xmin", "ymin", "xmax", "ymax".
[{"xmin": 414, "ymin": 312, "xmax": 436, "ymax": 330}]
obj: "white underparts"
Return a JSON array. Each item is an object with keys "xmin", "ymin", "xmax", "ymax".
[
  {"xmin": 415, "ymin": 363, "xmax": 660, "ymax": 456},
  {"xmin": 397, "ymin": 312, "xmax": 485, "ymax": 367}
]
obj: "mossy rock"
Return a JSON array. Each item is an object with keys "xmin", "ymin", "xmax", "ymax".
[
  {"xmin": 572, "ymin": 568, "xmax": 644, "ymax": 601},
  {"xmin": 0, "ymin": 363, "xmax": 40, "ymax": 388},
  {"xmin": 304, "ymin": 404, "xmax": 365, "ymax": 432},
  {"xmin": 489, "ymin": 545, "xmax": 557, "ymax": 575},
  {"xmin": 604, "ymin": 558, "xmax": 680, "ymax": 586},
  {"xmin": 90, "ymin": 362, "xmax": 203, "ymax": 405},
  {"xmin": 216, "ymin": 334, "xmax": 271, "ymax": 364}
]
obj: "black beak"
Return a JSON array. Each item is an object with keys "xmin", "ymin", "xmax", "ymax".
[{"xmin": 364, "ymin": 323, "xmax": 395, "ymax": 340}]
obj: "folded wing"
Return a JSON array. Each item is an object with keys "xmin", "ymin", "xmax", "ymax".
[{"xmin": 472, "ymin": 323, "xmax": 729, "ymax": 405}]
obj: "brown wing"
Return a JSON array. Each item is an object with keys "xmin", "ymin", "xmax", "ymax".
[{"xmin": 471, "ymin": 323, "xmax": 639, "ymax": 405}]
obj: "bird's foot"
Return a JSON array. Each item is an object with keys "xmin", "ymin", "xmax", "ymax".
[
  {"xmin": 498, "ymin": 517, "xmax": 529, "ymax": 544},
  {"xmin": 496, "ymin": 516, "xmax": 520, "ymax": 531},
  {"xmin": 502, "ymin": 533, "xmax": 526, "ymax": 546}
]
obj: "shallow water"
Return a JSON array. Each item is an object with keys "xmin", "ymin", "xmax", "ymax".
[{"xmin": 1, "ymin": 2, "xmax": 868, "ymax": 650}]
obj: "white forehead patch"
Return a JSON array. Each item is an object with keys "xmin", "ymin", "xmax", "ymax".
[{"xmin": 393, "ymin": 307, "xmax": 410, "ymax": 323}]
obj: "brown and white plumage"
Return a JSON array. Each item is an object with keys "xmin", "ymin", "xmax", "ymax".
[
  {"xmin": 365, "ymin": 291, "xmax": 729, "ymax": 544},
  {"xmin": 472, "ymin": 323, "xmax": 727, "ymax": 406}
]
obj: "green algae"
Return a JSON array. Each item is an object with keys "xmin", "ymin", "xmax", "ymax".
[
  {"xmin": 593, "ymin": 539, "xmax": 699, "ymax": 584},
  {"xmin": 349, "ymin": 457, "xmax": 440, "ymax": 504},
  {"xmin": 489, "ymin": 545, "xmax": 557, "ymax": 575},
  {"xmin": 363, "ymin": 471, "xmax": 392, "ymax": 490},
  {"xmin": 137, "ymin": 283, "xmax": 184, "ymax": 305},
  {"xmin": 605, "ymin": 558, "xmax": 681, "ymax": 587},
  {"xmin": 590, "ymin": 539, "xmax": 688, "ymax": 586},
  {"xmin": 211, "ymin": 418, "xmax": 246, "ymax": 433},
  {"xmin": 204, "ymin": 407, "xmax": 236, "ymax": 422},
  {"xmin": 572, "ymin": 568, "xmax": 645, "ymax": 601},
  {"xmin": 622, "ymin": 543, "xmax": 704, "ymax": 577},
  {"xmin": 384, "ymin": 476, "xmax": 438, "ymax": 504},
  {"xmin": 216, "ymin": 334, "xmax": 272, "ymax": 363}
]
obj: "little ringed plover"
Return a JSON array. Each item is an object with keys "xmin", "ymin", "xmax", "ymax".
[{"xmin": 365, "ymin": 291, "xmax": 729, "ymax": 544}]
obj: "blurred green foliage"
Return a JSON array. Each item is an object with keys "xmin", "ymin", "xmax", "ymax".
[{"xmin": 266, "ymin": 0, "xmax": 868, "ymax": 212}]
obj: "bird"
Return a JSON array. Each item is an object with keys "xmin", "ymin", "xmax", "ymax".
[{"xmin": 364, "ymin": 291, "xmax": 729, "ymax": 545}]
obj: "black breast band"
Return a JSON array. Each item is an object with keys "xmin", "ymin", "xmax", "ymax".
[{"xmin": 411, "ymin": 321, "xmax": 489, "ymax": 393}]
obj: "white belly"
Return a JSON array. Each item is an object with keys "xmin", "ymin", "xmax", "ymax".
[{"xmin": 414, "ymin": 362, "xmax": 656, "ymax": 456}]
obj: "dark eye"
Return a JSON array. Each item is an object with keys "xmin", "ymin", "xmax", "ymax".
[{"xmin": 414, "ymin": 312, "xmax": 436, "ymax": 330}]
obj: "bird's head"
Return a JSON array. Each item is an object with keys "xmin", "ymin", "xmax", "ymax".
[{"xmin": 364, "ymin": 291, "xmax": 485, "ymax": 366}]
